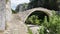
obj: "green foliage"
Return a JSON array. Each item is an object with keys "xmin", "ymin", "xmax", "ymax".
[
  {"xmin": 38, "ymin": 26, "xmax": 45, "ymax": 34},
  {"xmin": 26, "ymin": 15, "xmax": 40, "ymax": 25},
  {"xmin": 25, "ymin": 11, "xmax": 48, "ymax": 25},
  {"xmin": 28, "ymin": 27, "xmax": 33, "ymax": 34},
  {"xmin": 28, "ymin": 0, "xmax": 59, "ymax": 11},
  {"xmin": 15, "ymin": 3, "xmax": 28, "ymax": 13},
  {"xmin": 29, "ymin": 11, "xmax": 60, "ymax": 34},
  {"xmin": 6, "ymin": 0, "xmax": 8, "ymax": 3},
  {"xmin": 11, "ymin": 9, "xmax": 17, "ymax": 14},
  {"xmin": 38, "ymin": 11, "xmax": 60, "ymax": 34}
]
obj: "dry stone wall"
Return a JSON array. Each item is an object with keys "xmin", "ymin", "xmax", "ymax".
[{"xmin": 0, "ymin": 0, "xmax": 6, "ymax": 31}]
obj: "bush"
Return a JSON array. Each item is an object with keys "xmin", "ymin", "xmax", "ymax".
[
  {"xmin": 38, "ymin": 11, "xmax": 60, "ymax": 34},
  {"xmin": 25, "ymin": 11, "xmax": 48, "ymax": 25},
  {"xmin": 28, "ymin": 27, "xmax": 33, "ymax": 34},
  {"xmin": 25, "ymin": 15, "xmax": 41, "ymax": 25},
  {"xmin": 27, "ymin": 11, "xmax": 60, "ymax": 34}
]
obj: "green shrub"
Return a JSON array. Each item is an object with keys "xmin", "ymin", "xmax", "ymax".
[
  {"xmin": 27, "ymin": 11, "xmax": 60, "ymax": 34},
  {"xmin": 28, "ymin": 27, "xmax": 33, "ymax": 34},
  {"xmin": 38, "ymin": 11, "xmax": 60, "ymax": 34},
  {"xmin": 25, "ymin": 11, "xmax": 48, "ymax": 25},
  {"xmin": 25, "ymin": 15, "xmax": 41, "ymax": 25}
]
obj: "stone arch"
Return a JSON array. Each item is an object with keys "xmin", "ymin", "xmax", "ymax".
[
  {"xmin": 19, "ymin": 7, "xmax": 52, "ymax": 22},
  {"xmin": 25, "ymin": 10, "xmax": 49, "ymax": 24}
]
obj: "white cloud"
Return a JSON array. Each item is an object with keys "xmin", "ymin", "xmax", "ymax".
[{"xmin": 11, "ymin": 0, "xmax": 30, "ymax": 10}]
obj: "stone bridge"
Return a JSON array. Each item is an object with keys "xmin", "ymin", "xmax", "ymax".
[
  {"xmin": 0, "ymin": 0, "xmax": 58, "ymax": 34},
  {"xmin": 0, "ymin": 0, "xmax": 53, "ymax": 34},
  {"xmin": 12, "ymin": 7, "xmax": 52, "ymax": 34},
  {"xmin": 18, "ymin": 7, "xmax": 52, "ymax": 23}
]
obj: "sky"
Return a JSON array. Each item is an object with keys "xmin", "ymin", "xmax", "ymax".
[{"xmin": 11, "ymin": 0, "xmax": 30, "ymax": 10}]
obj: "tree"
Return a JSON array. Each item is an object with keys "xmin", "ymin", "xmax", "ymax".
[
  {"xmin": 38, "ymin": 11, "xmax": 60, "ymax": 34},
  {"xmin": 15, "ymin": 3, "xmax": 28, "ymax": 13},
  {"xmin": 27, "ymin": 0, "xmax": 59, "ymax": 11},
  {"xmin": 11, "ymin": 9, "xmax": 16, "ymax": 14}
]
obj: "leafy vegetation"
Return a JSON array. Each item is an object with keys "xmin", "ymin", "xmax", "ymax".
[
  {"xmin": 27, "ymin": 11, "xmax": 60, "ymax": 34},
  {"xmin": 15, "ymin": 3, "xmax": 28, "ymax": 13},
  {"xmin": 6, "ymin": 0, "xmax": 8, "ymax": 3},
  {"xmin": 27, "ymin": 0, "xmax": 59, "ymax": 11},
  {"xmin": 14, "ymin": 0, "xmax": 60, "ymax": 13},
  {"xmin": 28, "ymin": 27, "xmax": 33, "ymax": 34},
  {"xmin": 25, "ymin": 11, "xmax": 49, "ymax": 25},
  {"xmin": 11, "ymin": 0, "xmax": 60, "ymax": 34},
  {"xmin": 11, "ymin": 9, "xmax": 17, "ymax": 14},
  {"xmin": 38, "ymin": 11, "xmax": 60, "ymax": 34}
]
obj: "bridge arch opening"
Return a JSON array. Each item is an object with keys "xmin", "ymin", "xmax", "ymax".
[{"xmin": 25, "ymin": 10, "xmax": 49, "ymax": 25}]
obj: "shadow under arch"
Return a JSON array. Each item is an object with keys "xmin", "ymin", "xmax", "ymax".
[{"xmin": 25, "ymin": 10, "xmax": 49, "ymax": 25}]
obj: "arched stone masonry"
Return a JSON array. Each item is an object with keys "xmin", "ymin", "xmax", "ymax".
[
  {"xmin": 18, "ymin": 7, "xmax": 52, "ymax": 34},
  {"xmin": 19, "ymin": 7, "xmax": 52, "ymax": 23}
]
